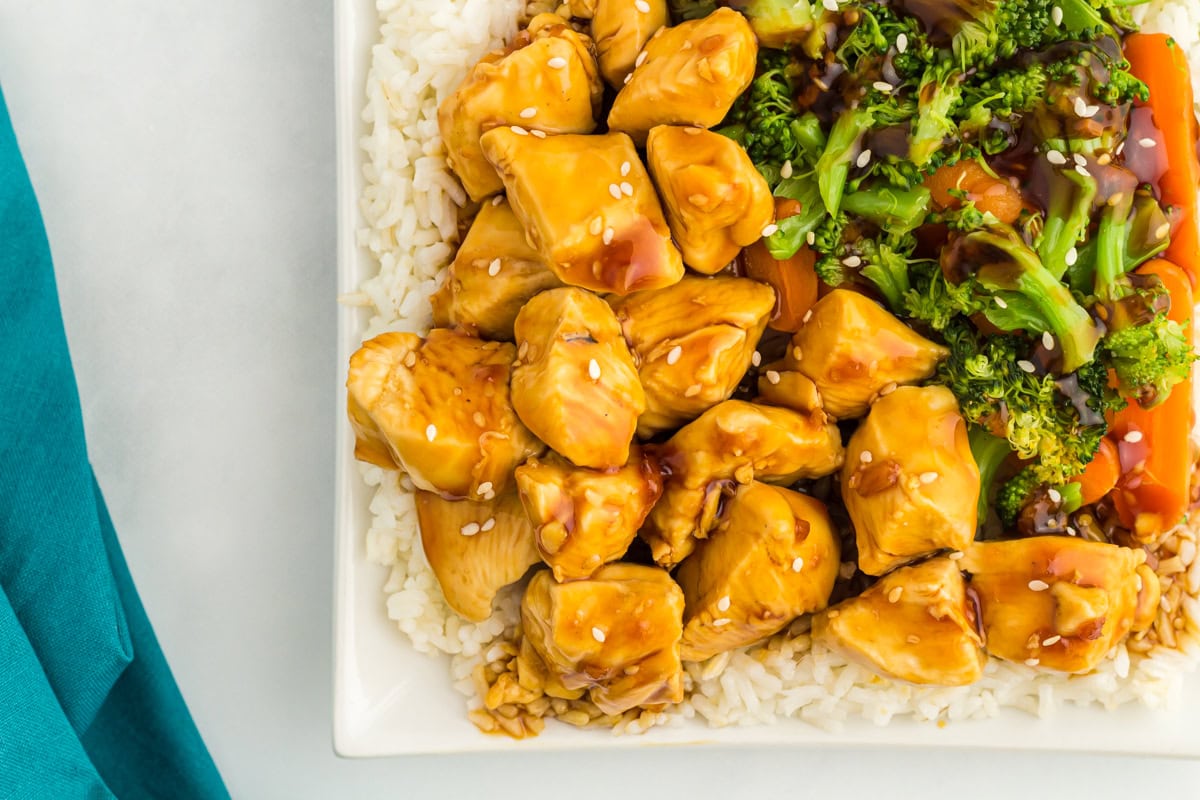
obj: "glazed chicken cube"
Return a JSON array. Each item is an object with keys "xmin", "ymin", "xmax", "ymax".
[
  {"xmin": 438, "ymin": 14, "xmax": 603, "ymax": 201},
  {"xmin": 646, "ymin": 125, "xmax": 774, "ymax": 273},
  {"xmin": 842, "ymin": 385, "xmax": 979, "ymax": 576},
  {"xmin": 346, "ymin": 329, "xmax": 543, "ymax": 499},
  {"xmin": 569, "ymin": 0, "xmax": 598, "ymax": 16},
  {"xmin": 515, "ymin": 447, "xmax": 662, "ymax": 581},
  {"xmin": 591, "ymin": 0, "xmax": 669, "ymax": 88},
  {"xmin": 788, "ymin": 289, "xmax": 948, "ymax": 419},
  {"xmin": 520, "ymin": 564, "xmax": 685, "ymax": 715},
  {"xmin": 480, "ymin": 128, "xmax": 684, "ymax": 295},
  {"xmin": 676, "ymin": 482, "xmax": 840, "ymax": 661},
  {"xmin": 814, "ymin": 557, "xmax": 986, "ymax": 686},
  {"xmin": 643, "ymin": 399, "xmax": 844, "ymax": 567},
  {"xmin": 511, "ymin": 288, "xmax": 646, "ymax": 469},
  {"xmin": 415, "ymin": 490, "xmax": 541, "ymax": 622},
  {"xmin": 607, "ymin": 8, "xmax": 757, "ymax": 144},
  {"xmin": 961, "ymin": 537, "xmax": 1161, "ymax": 673},
  {"xmin": 755, "ymin": 365, "xmax": 825, "ymax": 417},
  {"xmin": 429, "ymin": 199, "xmax": 563, "ymax": 341},
  {"xmin": 347, "ymin": 392, "xmax": 398, "ymax": 469},
  {"xmin": 609, "ymin": 275, "xmax": 775, "ymax": 436}
]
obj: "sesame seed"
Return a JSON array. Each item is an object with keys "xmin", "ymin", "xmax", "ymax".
[
  {"xmin": 1042, "ymin": 635, "xmax": 1061, "ymax": 646},
  {"xmin": 592, "ymin": 626, "xmax": 606, "ymax": 643},
  {"xmin": 488, "ymin": 258, "xmax": 501, "ymax": 277},
  {"xmin": 530, "ymin": 129, "xmax": 546, "ymax": 138},
  {"xmin": 1047, "ymin": 150, "xmax": 1067, "ymax": 165},
  {"xmin": 1073, "ymin": 96, "xmax": 1098, "ymax": 118},
  {"xmin": 1097, "ymin": 153, "xmax": 1112, "ymax": 165},
  {"xmin": 843, "ymin": 255, "xmax": 862, "ymax": 268},
  {"xmin": 872, "ymin": 81, "xmax": 894, "ymax": 93},
  {"xmin": 684, "ymin": 127, "xmax": 703, "ymax": 135},
  {"xmin": 684, "ymin": 384, "xmax": 702, "ymax": 397},
  {"xmin": 765, "ymin": 370, "xmax": 781, "ymax": 385},
  {"xmin": 1028, "ymin": 579, "xmax": 1050, "ymax": 591},
  {"xmin": 666, "ymin": 345, "xmax": 682, "ymax": 365},
  {"xmin": 620, "ymin": 181, "xmax": 634, "ymax": 197},
  {"xmin": 792, "ymin": 557, "xmax": 805, "ymax": 572},
  {"xmin": 1025, "ymin": 658, "xmax": 1040, "ymax": 666},
  {"xmin": 888, "ymin": 586, "xmax": 904, "ymax": 603},
  {"xmin": 635, "ymin": 51, "xmax": 648, "ymax": 68},
  {"xmin": 603, "ymin": 227, "xmax": 615, "ymax": 245},
  {"xmin": 994, "ymin": 296, "xmax": 1008, "ymax": 309},
  {"xmin": 589, "ymin": 217, "xmax": 603, "ymax": 236},
  {"xmin": 780, "ymin": 160, "xmax": 794, "ymax": 179},
  {"xmin": 519, "ymin": 106, "xmax": 536, "ymax": 119},
  {"xmin": 460, "ymin": 522, "xmax": 480, "ymax": 536},
  {"xmin": 860, "ymin": 450, "xmax": 873, "ymax": 463},
  {"xmin": 1048, "ymin": 488, "xmax": 1062, "ymax": 504},
  {"xmin": 588, "ymin": 359, "xmax": 601, "ymax": 380},
  {"xmin": 802, "ymin": 309, "xmax": 813, "ymax": 323},
  {"xmin": 510, "ymin": 125, "xmax": 529, "ymax": 136},
  {"xmin": 751, "ymin": 351, "xmax": 762, "ymax": 367},
  {"xmin": 1067, "ymin": 527, "xmax": 1077, "ymax": 536},
  {"xmin": 1042, "ymin": 331, "xmax": 1054, "ymax": 350},
  {"xmin": 635, "ymin": 0, "xmax": 651, "ymax": 11},
  {"xmin": 481, "ymin": 518, "xmax": 496, "ymax": 532},
  {"xmin": 548, "ymin": 57, "xmax": 567, "ymax": 69},
  {"xmin": 1065, "ymin": 247, "xmax": 1078, "ymax": 267},
  {"xmin": 1075, "ymin": 164, "xmax": 1091, "ymax": 178},
  {"xmin": 425, "ymin": 424, "xmax": 437, "ymax": 442},
  {"xmin": 712, "ymin": 618, "xmax": 731, "ymax": 627},
  {"xmin": 1124, "ymin": 430, "xmax": 1144, "ymax": 443},
  {"xmin": 919, "ymin": 471, "xmax": 939, "ymax": 484},
  {"xmin": 1139, "ymin": 137, "xmax": 1157, "ymax": 148},
  {"xmin": 806, "ymin": 231, "xmax": 816, "ymax": 246},
  {"xmin": 896, "ymin": 32, "xmax": 908, "ymax": 53},
  {"xmin": 792, "ymin": 346, "xmax": 803, "ymax": 361},
  {"xmin": 856, "ymin": 149, "xmax": 872, "ymax": 168},
  {"xmin": 1108, "ymin": 192, "xmax": 1125, "ymax": 208},
  {"xmin": 1073, "ymin": 153, "xmax": 1087, "ymax": 166},
  {"xmin": 1051, "ymin": 5, "xmax": 1063, "ymax": 24},
  {"xmin": 1155, "ymin": 222, "xmax": 1171, "ymax": 240},
  {"xmin": 717, "ymin": 595, "xmax": 731, "ymax": 612},
  {"xmin": 1117, "ymin": 141, "xmax": 1126, "ymax": 155},
  {"xmin": 623, "ymin": 73, "xmax": 632, "ymax": 85},
  {"xmin": 477, "ymin": 482, "xmax": 493, "ymax": 496},
  {"xmin": 491, "ymin": 195, "xmax": 504, "ymax": 206},
  {"xmin": 1136, "ymin": 574, "xmax": 1143, "ymax": 592},
  {"xmin": 827, "ymin": 609, "xmax": 839, "ymax": 618},
  {"xmin": 620, "ymin": 160, "xmax": 631, "ymax": 177},
  {"xmin": 907, "ymin": 635, "xmax": 921, "ymax": 644},
  {"xmin": 609, "ymin": 183, "xmax": 622, "ymax": 200},
  {"xmin": 762, "ymin": 223, "xmax": 780, "ymax": 237},
  {"xmin": 879, "ymin": 381, "xmax": 897, "ymax": 396},
  {"xmin": 1017, "ymin": 360, "xmax": 1036, "ymax": 373},
  {"xmin": 949, "ymin": 551, "xmax": 964, "ymax": 560},
  {"xmin": 822, "ymin": 0, "xmax": 838, "ymax": 11}
]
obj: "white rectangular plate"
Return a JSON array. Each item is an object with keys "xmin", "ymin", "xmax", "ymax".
[{"xmin": 332, "ymin": 0, "xmax": 1200, "ymax": 758}]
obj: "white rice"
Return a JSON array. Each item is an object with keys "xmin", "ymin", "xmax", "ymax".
[{"xmin": 354, "ymin": 0, "xmax": 1200, "ymax": 733}]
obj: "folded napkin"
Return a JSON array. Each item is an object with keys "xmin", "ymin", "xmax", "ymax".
[{"xmin": 0, "ymin": 87, "xmax": 227, "ymax": 799}]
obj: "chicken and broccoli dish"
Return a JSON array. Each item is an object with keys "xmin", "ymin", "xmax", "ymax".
[{"xmin": 350, "ymin": 0, "xmax": 1200, "ymax": 736}]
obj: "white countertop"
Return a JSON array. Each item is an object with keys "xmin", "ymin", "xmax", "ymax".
[{"xmin": 3, "ymin": 2, "xmax": 1199, "ymax": 797}]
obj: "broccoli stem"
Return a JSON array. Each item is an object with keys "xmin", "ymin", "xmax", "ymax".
[
  {"xmin": 842, "ymin": 185, "xmax": 932, "ymax": 232},
  {"xmin": 968, "ymin": 426, "xmax": 1013, "ymax": 525},
  {"xmin": 1094, "ymin": 191, "xmax": 1134, "ymax": 302},
  {"xmin": 909, "ymin": 65, "xmax": 962, "ymax": 168},
  {"xmin": 816, "ymin": 107, "xmax": 873, "ymax": 215},
  {"xmin": 1038, "ymin": 169, "xmax": 1097, "ymax": 280}
]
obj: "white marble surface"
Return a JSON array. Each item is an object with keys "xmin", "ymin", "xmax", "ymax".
[{"xmin": 2, "ymin": 2, "xmax": 1200, "ymax": 797}]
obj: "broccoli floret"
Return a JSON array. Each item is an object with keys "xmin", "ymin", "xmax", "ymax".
[
  {"xmin": 996, "ymin": 467, "xmax": 1042, "ymax": 527},
  {"xmin": 903, "ymin": 259, "xmax": 985, "ymax": 331},
  {"xmin": 719, "ymin": 50, "xmax": 806, "ymax": 176},
  {"xmin": 1036, "ymin": 167, "xmax": 1097, "ymax": 280},
  {"xmin": 936, "ymin": 320, "xmax": 1109, "ymax": 485},
  {"xmin": 908, "ymin": 63, "xmax": 962, "ymax": 169},
  {"xmin": 1101, "ymin": 314, "xmax": 1195, "ymax": 408},
  {"xmin": 943, "ymin": 225, "xmax": 1101, "ymax": 373},
  {"xmin": 727, "ymin": 0, "xmax": 820, "ymax": 50}
]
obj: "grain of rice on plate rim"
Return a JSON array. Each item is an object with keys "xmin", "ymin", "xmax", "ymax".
[{"xmin": 348, "ymin": 0, "xmax": 1200, "ymax": 737}]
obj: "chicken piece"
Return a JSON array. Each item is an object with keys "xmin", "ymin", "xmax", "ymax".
[
  {"xmin": 607, "ymin": 8, "xmax": 757, "ymax": 144},
  {"xmin": 480, "ymin": 128, "xmax": 684, "ymax": 295},
  {"xmin": 515, "ymin": 447, "xmax": 662, "ymax": 581},
  {"xmin": 814, "ymin": 557, "xmax": 985, "ymax": 686},
  {"xmin": 646, "ymin": 125, "xmax": 774, "ymax": 273},
  {"xmin": 520, "ymin": 564, "xmax": 685, "ymax": 714},
  {"xmin": 346, "ymin": 329, "xmax": 543, "ymax": 499},
  {"xmin": 429, "ymin": 199, "xmax": 563, "ymax": 341},
  {"xmin": 591, "ymin": 0, "xmax": 669, "ymax": 88},
  {"xmin": 415, "ymin": 490, "xmax": 541, "ymax": 622},
  {"xmin": 961, "ymin": 537, "xmax": 1161, "ymax": 673},
  {"xmin": 609, "ymin": 275, "xmax": 774, "ymax": 436},
  {"xmin": 676, "ymin": 482, "xmax": 839, "ymax": 661},
  {"xmin": 842, "ymin": 385, "xmax": 979, "ymax": 576},
  {"xmin": 569, "ymin": 0, "xmax": 598, "ymax": 17},
  {"xmin": 788, "ymin": 289, "xmax": 948, "ymax": 419},
  {"xmin": 643, "ymin": 400, "xmax": 844, "ymax": 567},
  {"xmin": 511, "ymin": 288, "xmax": 646, "ymax": 469},
  {"xmin": 755, "ymin": 365, "xmax": 824, "ymax": 416},
  {"xmin": 438, "ymin": 14, "xmax": 603, "ymax": 201},
  {"xmin": 346, "ymin": 392, "xmax": 397, "ymax": 469}
]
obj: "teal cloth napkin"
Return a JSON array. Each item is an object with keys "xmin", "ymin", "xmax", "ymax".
[{"xmin": 0, "ymin": 87, "xmax": 228, "ymax": 799}]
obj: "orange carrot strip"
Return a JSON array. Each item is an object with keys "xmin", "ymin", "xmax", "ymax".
[{"xmin": 1072, "ymin": 436, "xmax": 1121, "ymax": 507}]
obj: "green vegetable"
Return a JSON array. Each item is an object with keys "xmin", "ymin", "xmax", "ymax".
[{"xmin": 968, "ymin": 426, "xmax": 1014, "ymax": 525}]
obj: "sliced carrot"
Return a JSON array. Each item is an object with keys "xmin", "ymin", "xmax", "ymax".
[
  {"xmin": 1125, "ymin": 34, "xmax": 1200, "ymax": 286},
  {"xmin": 923, "ymin": 160, "xmax": 1026, "ymax": 225},
  {"xmin": 740, "ymin": 201, "xmax": 820, "ymax": 332},
  {"xmin": 1109, "ymin": 258, "xmax": 1194, "ymax": 538},
  {"xmin": 1071, "ymin": 436, "xmax": 1121, "ymax": 506}
]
